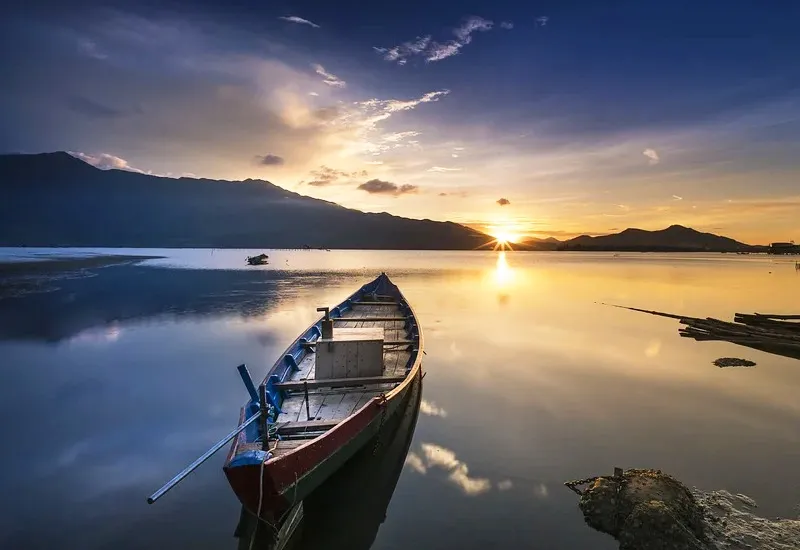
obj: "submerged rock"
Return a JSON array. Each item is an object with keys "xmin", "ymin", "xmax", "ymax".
[
  {"xmin": 577, "ymin": 468, "xmax": 706, "ymax": 549},
  {"xmin": 571, "ymin": 469, "xmax": 800, "ymax": 550},
  {"xmin": 695, "ymin": 490, "xmax": 800, "ymax": 550}
]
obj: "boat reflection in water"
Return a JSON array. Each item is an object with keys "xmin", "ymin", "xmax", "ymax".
[{"xmin": 235, "ymin": 372, "xmax": 422, "ymax": 550}]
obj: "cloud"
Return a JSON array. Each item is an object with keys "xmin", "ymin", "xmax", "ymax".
[
  {"xmin": 358, "ymin": 179, "xmax": 418, "ymax": 196},
  {"xmin": 453, "ymin": 147, "xmax": 465, "ymax": 151},
  {"xmin": 364, "ymin": 160, "xmax": 384, "ymax": 165},
  {"xmin": 404, "ymin": 452, "xmax": 427, "ymax": 474},
  {"xmin": 419, "ymin": 399, "xmax": 448, "ymax": 418},
  {"xmin": 536, "ymin": 16, "xmax": 549, "ymax": 26},
  {"xmin": 534, "ymin": 483, "xmax": 549, "ymax": 498},
  {"xmin": 428, "ymin": 166, "xmax": 462, "ymax": 172},
  {"xmin": 308, "ymin": 91, "xmax": 319, "ymax": 97},
  {"xmin": 77, "ymin": 39, "xmax": 108, "ymax": 60},
  {"xmin": 672, "ymin": 194, "xmax": 683, "ymax": 200},
  {"xmin": 65, "ymin": 95, "xmax": 126, "ymax": 119},
  {"xmin": 500, "ymin": 21, "xmax": 514, "ymax": 30},
  {"xmin": 69, "ymin": 151, "xmax": 146, "ymax": 173},
  {"xmin": 304, "ymin": 165, "xmax": 367, "ymax": 186},
  {"xmin": 375, "ymin": 16, "xmax": 495, "ymax": 65},
  {"xmin": 255, "ymin": 154, "xmax": 284, "ymax": 166},
  {"xmin": 452, "ymin": 153, "xmax": 459, "ymax": 158},
  {"xmin": 643, "ymin": 148, "xmax": 660, "ymax": 165},
  {"xmin": 312, "ymin": 64, "xmax": 346, "ymax": 88},
  {"xmin": 497, "ymin": 479, "xmax": 513, "ymax": 491},
  {"xmin": 420, "ymin": 443, "xmax": 491, "ymax": 496},
  {"xmin": 373, "ymin": 36, "xmax": 431, "ymax": 64},
  {"xmin": 278, "ymin": 16, "xmax": 320, "ymax": 28},
  {"xmin": 497, "ymin": 198, "xmax": 510, "ymax": 206}
]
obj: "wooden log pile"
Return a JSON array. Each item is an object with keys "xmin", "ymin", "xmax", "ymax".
[
  {"xmin": 605, "ymin": 304, "xmax": 800, "ymax": 360},
  {"xmin": 678, "ymin": 313, "xmax": 800, "ymax": 359}
]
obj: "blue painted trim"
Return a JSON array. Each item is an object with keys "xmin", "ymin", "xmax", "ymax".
[
  {"xmin": 236, "ymin": 365, "xmax": 259, "ymax": 404},
  {"xmin": 284, "ymin": 354, "xmax": 299, "ymax": 371},
  {"xmin": 228, "ymin": 449, "xmax": 271, "ymax": 468}
]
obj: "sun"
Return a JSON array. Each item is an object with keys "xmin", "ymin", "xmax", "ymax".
[{"xmin": 492, "ymin": 230, "xmax": 519, "ymax": 245}]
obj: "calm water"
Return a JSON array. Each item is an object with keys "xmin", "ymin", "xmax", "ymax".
[{"xmin": 1, "ymin": 249, "xmax": 799, "ymax": 549}]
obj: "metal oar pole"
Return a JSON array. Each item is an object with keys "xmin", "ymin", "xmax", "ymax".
[{"xmin": 147, "ymin": 412, "xmax": 261, "ymax": 504}]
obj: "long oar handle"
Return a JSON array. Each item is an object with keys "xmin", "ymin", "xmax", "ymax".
[{"xmin": 147, "ymin": 412, "xmax": 261, "ymax": 504}]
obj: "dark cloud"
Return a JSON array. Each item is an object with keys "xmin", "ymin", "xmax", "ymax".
[
  {"xmin": 439, "ymin": 192, "xmax": 448, "ymax": 196},
  {"xmin": 304, "ymin": 166, "xmax": 367, "ymax": 186},
  {"xmin": 65, "ymin": 95, "xmax": 125, "ymax": 119},
  {"xmin": 358, "ymin": 179, "xmax": 418, "ymax": 196},
  {"xmin": 256, "ymin": 154, "xmax": 284, "ymax": 166},
  {"xmin": 497, "ymin": 198, "xmax": 510, "ymax": 206}
]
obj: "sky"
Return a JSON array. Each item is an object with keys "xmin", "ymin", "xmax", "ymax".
[{"xmin": 2, "ymin": 0, "xmax": 799, "ymax": 244}]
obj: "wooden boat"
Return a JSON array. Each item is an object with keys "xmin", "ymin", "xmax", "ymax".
[
  {"xmin": 234, "ymin": 361, "xmax": 422, "ymax": 549},
  {"xmin": 246, "ymin": 253, "xmax": 269, "ymax": 265},
  {"xmin": 223, "ymin": 273, "xmax": 423, "ymax": 521}
]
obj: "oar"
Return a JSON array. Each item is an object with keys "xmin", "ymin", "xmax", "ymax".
[
  {"xmin": 147, "ymin": 412, "xmax": 261, "ymax": 504},
  {"xmin": 149, "ymin": 364, "xmax": 267, "ymax": 504}
]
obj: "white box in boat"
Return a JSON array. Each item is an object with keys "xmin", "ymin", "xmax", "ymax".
[{"xmin": 315, "ymin": 327, "xmax": 384, "ymax": 379}]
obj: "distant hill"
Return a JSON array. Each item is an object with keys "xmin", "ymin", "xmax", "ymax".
[
  {"xmin": 0, "ymin": 152, "xmax": 488, "ymax": 249},
  {"xmin": 557, "ymin": 225, "xmax": 755, "ymax": 252}
]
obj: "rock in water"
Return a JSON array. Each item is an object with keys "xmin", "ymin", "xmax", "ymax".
[{"xmin": 578, "ymin": 469, "xmax": 707, "ymax": 549}]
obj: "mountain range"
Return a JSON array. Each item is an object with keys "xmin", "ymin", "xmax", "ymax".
[
  {"xmin": 0, "ymin": 152, "xmax": 487, "ymax": 249},
  {"xmin": 0, "ymin": 152, "xmax": 760, "ymax": 251},
  {"xmin": 521, "ymin": 226, "xmax": 756, "ymax": 252}
]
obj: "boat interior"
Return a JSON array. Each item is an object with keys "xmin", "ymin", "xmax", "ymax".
[{"xmin": 234, "ymin": 276, "xmax": 419, "ymax": 459}]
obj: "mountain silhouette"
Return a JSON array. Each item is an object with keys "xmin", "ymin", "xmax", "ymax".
[
  {"xmin": 558, "ymin": 225, "xmax": 754, "ymax": 251},
  {"xmin": 0, "ymin": 152, "xmax": 488, "ymax": 249}
]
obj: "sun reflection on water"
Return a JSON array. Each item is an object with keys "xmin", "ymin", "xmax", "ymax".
[{"xmin": 494, "ymin": 251, "xmax": 515, "ymax": 287}]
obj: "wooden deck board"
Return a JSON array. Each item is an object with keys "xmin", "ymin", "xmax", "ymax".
[
  {"xmin": 316, "ymin": 392, "xmax": 346, "ymax": 421},
  {"xmin": 274, "ymin": 302, "xmax": 414, "ymax": 425}
]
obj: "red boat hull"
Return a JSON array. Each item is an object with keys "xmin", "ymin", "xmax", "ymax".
[{"xmin": 224, "ymin": 367, "xmax": 419, "ymax": 519}]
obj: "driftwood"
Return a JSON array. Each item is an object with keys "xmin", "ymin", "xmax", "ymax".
[{"xmin": 604, "ymin": 304, "xmax": 800, "ymax": 361}]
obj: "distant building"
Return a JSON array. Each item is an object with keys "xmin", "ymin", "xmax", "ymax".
[{"xmin": 768, "ymin": 242, "xmax": 800, "ymax": 254}]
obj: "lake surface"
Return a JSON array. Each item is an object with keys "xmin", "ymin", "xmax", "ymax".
[{"xmin": 1, "ymin": 249, "xmax": 798, "ymax": 549}]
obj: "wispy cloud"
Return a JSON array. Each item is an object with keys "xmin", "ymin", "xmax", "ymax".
[
  {"xmin": 497, "ymin": 198, "xmax": 510, "ymax": 206},
  {"xmin": 357, "ymin": 179, "xmax": 419, "ymax": 196},
  {"xmin": 78, "ymin": 39, "xmax": 108, "ymax": 60},
  {"xmin": 536, "ymin": 16, "xmax": 549, "ymax": 26},
  {"xmin": 404, "ymin": 452, "xmax": 427, "ymax": 474},
  {"xmin": 312, "ymin": 63, "xmax": 346, "ymax": 88},
  {"xmin": 278, "ymin": 16, "xmax": 320, "ymax": 28},
  {"xmin": 419, "ymin": 443, "xmax": 491, "ymax": 496},
  {"xmin": 373, "ymin": 36, "xmax": 431, "ymax": 65},
  {"xmin": 419, "ymin": 399, "xmax": 448, "ymax": 418},
  {"xmin": 65, "ymin": 95, "xmax": 126, "ymax": 119},
  {"xmin": 643, "ymin": 148, "xmax": 660, "ymax": 165},
  {"xmin": 302, "ymin": 166, "xmax": 367, "ymax": 186},
  {"xmin": 428, "ymin": 166, "xmax": 462, "ymax": 172},
  {"xmin": 500, "ymin": 21, "xmax": 514, "ymax": 30},
  {"xmin": 497, "ymin": 479, "xmax": 513, "ymax": 491},
  {"xmin": 428, "ymin": 16, "xmax": 494, "ymax": 62},
  {"xmin": 672, "ymin": 194, "xmax": 683, "ymax": 200},
  {"xmin": 69, "ymin": 152, "xmax": 146, "ymax": 173},
  {"xmin": 375, "ymin": 16, "xmax": 496, "ymax": 65}
]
